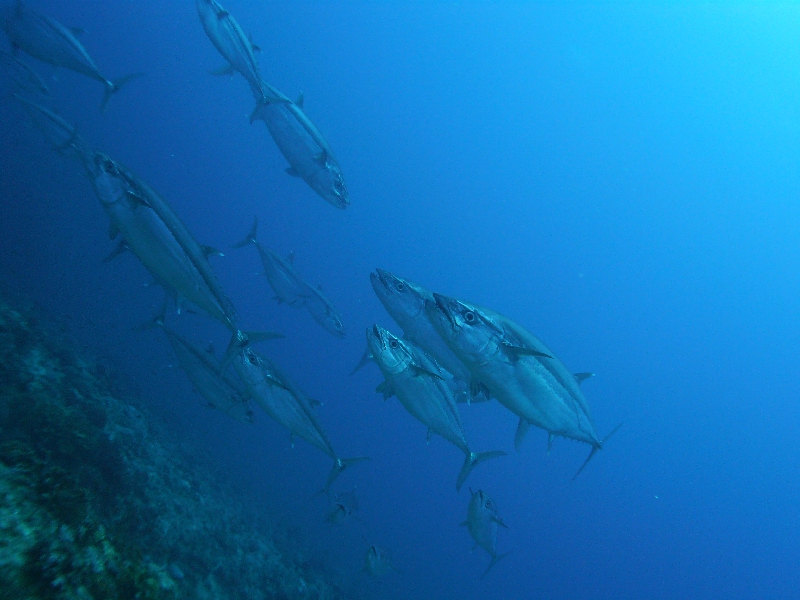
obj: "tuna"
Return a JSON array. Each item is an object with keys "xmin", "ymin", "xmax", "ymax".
[
  {"xmin": 196, "ymin": 0, "xmax": 266, "ymax": 102},
  {"xmin": 325, "ymin": 488, "xmax": 360, "ymax": 526},
  {"xmin": 12, "ymin": 94, "xmax": 90, "ymax": 168},
  {"xmin": 367, "ymin": 325, "xmax": 504, "ymax": 491},
  {"xmin": 226, "ymin": 332, "xmax": 368, "ymax": 491},
  {"xmin": 2, "ymin": 1, "xmax": 141, "ymax": 110},
  {"xmin": 461, "ymin": 489, "xmax": 509, "ymax": 578},
  {"xmin": 303, "ymin": 282, "xmax": 346, "ymax": 338},
  {"xmin": 251, "ymin": 83, "xmax": 348, "ymax": 209},
  {"xmin": 362, "ymin": 542, "xmax": 397, "ymax": 577},
  {"xmin": 426, "ymin": 293, "xmax": 620, "ymax": 478},
  {"xmin": 0, "ymin": 50, "xmax": 49, "ymax": 95}
]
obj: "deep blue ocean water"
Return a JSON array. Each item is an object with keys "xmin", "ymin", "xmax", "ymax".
[{"xmin": 2, "ymin": 2, "xmax": 800, "ymax": 599}]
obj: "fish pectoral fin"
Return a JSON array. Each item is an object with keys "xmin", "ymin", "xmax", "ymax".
[
  {"xmin": 216, "ymin": 9, "xmax": 230, "ymax": 19},
  {"xmin": 547, "ymin": 433, "xmax": 555, "ymax": 455},
  {"xmin": 286, "ymin": 251, "xmax": 296, "ymax": 263},
  {"xmin": 375, "ymin": 380, "xmax": 394, "ymax": 400},
  {"xmin": 314, "ymin": 150, "xmax": 327, "ymax": 165},
  {"xmin": 295, "ymin": 92, "xmax": 304, "ymax": 108},
  {"xmin": 102, "ymin": 239, "xmax": 129, "ymax": 263},
  {"xmin": 108, "ymin": 222, "xmax": 119, "ymax": 240},
  {"xmin": 285, "ymin": 167, "xmax": 300, "ymax": 177},
  {"xmin": 492, "ymin": 516, "xmax": 509, "ymax": 529},
  {"xmin": 469, "ymin": 379, "xmax": 489, "ymax": 398},
  {"xmin": 574, "ymin": 372, "xmax": 595, "ymax": 385},
  {"xmin": 514, "ymin": 418, "xmax": 531, "ymax": 452},
  {"xmin": 502, "ymin": 343, "xmax": 552, "ymax": 359},
  {"xmin": 201, "ymin": 245, "xmax": 224, "ymax": 259},
  {"xmin": 209, "ymin": 64, "xmax": 236, "ymax": 77},
  {"xmin": 69, "ymin": 27, "xmax": 86, "ymax": 37},
  {"xmin": 308, "ymin": 398, "xmax": 323, "ymax": 409},
  {"xmin": 459, "ymin": 520, "xmax": 468, "ymax": 527},
  {"xmin": 125, "ymin": 189, "xmax": 150, "ymax": 208},
  {"xmin": 410, "ymin": 365, "xmax": 445, "ymax": 380},
  {"xmin": 243, "ymin": 330, "xmax": 285, "ymax": 343},
  {"xmin": 426, "ymin": 429, "xmax": 432, "ymax": 444},
  {"xmin": 349, "ymin": 345, "xmax": 373, "ymax": 375}
]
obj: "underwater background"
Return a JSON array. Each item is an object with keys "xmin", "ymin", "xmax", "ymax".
[{"xmin": 1, "ymin": 2, "xmax": 800, "ymax": 599}]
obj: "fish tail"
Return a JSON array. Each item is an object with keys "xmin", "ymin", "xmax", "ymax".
[
  {"xmin": 249, "ymin": 96, "xmax": 267, "ymax": 124},
  {"xmin": 456, "ymin": 451, "xmax": 507, "ymax": 492},
  {"xmin": 571, "ymin": 422, "xmax": 623, "ymax": 481},
  {"xmin": 101, "ymin": 72, "xmax": 143, "ymax": 112},
  {"xmin": 321, "ymin": 456, "xmax": 370, "ymax": 493},
  {"xmin": 231, "ymin": 216, "xmax": 258, "ymax": 248},
  {"xmin": 349, "ymin": 345, "xmax": 373, "ymax": 375},
  {"xmin": 481, "ymin": 552, "xmax": 510, "ymax": 579}
]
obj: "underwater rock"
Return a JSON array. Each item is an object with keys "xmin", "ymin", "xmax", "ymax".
[{"xmin": 0, "ymin": 292, "xmax": 348, "ymax": 599}]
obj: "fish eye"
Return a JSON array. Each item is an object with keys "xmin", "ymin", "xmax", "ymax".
[
  {"xmin": 485, "ymin": 499, "xmax": 493, "ymax": 508},
  {"xmin": 395, "ymin": 282, "xmax": 405, "ymax": 292},
  {"xmin": 464, "ymin": 311, "xmax": 476, "ymax": 324},
  {"xmin": 389, "ymin": 339, "xmax": 399, "ymax": 349}
]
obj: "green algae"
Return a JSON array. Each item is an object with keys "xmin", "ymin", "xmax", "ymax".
[{"xmin": 0, "ymin": 294, "xmax": 349, "ymax": 600}]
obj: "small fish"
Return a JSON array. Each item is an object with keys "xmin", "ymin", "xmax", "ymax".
[
  {"xmin": 461, "ymin": 489, "xmax": 509, "ymax": 578},
  {"xmin": 325, "ymin": 488, "xmax": 359, "ymax": 526},
  {"xmin": 363, "ymin": 542, "xmax": 397, "ymax": 577},
  {"xmin": 3, "ymin": 1, "xmax": 141, "ymax": 110},
  {"xmin": 303, "ymin": 282, "xmax": 346, "ymax": 338}
]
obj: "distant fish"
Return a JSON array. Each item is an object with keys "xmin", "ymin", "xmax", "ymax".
[
  {"xmin": 367, "ymin": 325, "xmax": 504, "ymax": 491},
  {"xmin": 325, "ymin": 488, "xmax": 360, "ymax": 526},
  {"xmin": 426, "ymin": 293, "xmax": 621, "ymax": 478},
  {"xmin": 362, "ymin": 542, "xmax": 398, "ymax": 577},
  {"xmin": 461, "ymin": 489, "xmax": 508, "ymax": 578},
  {"xmin": 251, "ymin": 83, "xmax": 348, "ymax": 209},
  {"xmin": 233, "ymin": 216, "xmax": 346, "ymax": 338},
  {"xmin": 0, "ymin": 50, "xmax": 49, "ymax": 95},
  {"xmin": 145, "ymin": 313, "xmax": 256, "ymax": 425},
  {"xmin": 225, "ymin": 332, "xmax": 368, "ymax": 491},
  {"xmin": 2, "ymin": 1, "xmax": 141, "ymax": 110},
  {"xmin": 196, "ymin": 0, "xmax": 267, "ymax": 102},
  {"xmin": 12, "ymin": 93, "xmax": 90, "ymax": 167}
]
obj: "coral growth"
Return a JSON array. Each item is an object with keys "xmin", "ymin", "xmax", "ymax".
[{"xmin": 0, "ymin": 293, "xmax": 347, "ymax": 599}]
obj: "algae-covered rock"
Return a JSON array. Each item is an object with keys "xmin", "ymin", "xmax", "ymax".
[{"xmin": 0, "ymin": 293, "xmax": 348, "ymax": 600}]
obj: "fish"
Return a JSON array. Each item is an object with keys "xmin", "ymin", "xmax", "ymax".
[
  {"xmin": 325, "ymin": 488, "xmax": 360, "ymax": 526},
  {"xmin": 461, "ymin": 489, "xmax": 509, "ymax": 578},
  {"xmin": 362, "ymin": 542, "xmax": 397, "ymax": 577},
  {"xmin": 251, "ymin": 83, "xmax": 348, "ymax": 209},
  {"xmin": 2, "ymin": 1, "xmax": 141, "ymax": 111},
  {"xmin": 195, "ymin": 0, "xmax": 267, "ymax": 103},
  {"xmin": 303, "ymin": 281, "xmax": 346, "ymax": 338},
  {"xmin": 233, "ymin": 217, "xmax": 345, "ymax": 337},
  {"xmin": 365, "ymin": 270, "xmax": 479, "ymax": 403},
  {"xmin": 225, "ymin": 332, "xmax": 368, "ymax": 491},
  {"xmin": 0, "ymin": 49, "xmax": 49, "ymax": 95},
  {"xmin": 89, "ymin": 152, "xmax": 239, "ymax": 331},
  {"xmin": 232, "ymin": 216, "xmax": 310, "ymax": 307},
  {"xmin": 426, "ymin": 293, "xmax": 621, "ymax": 478},
  {"xmin": 367, "ymin": 325, "xmax": 504, "ymax": 491},
  {"xmin": 146, "ymin": 313, "xmax": 255, "ymax": 425},
  {"xmin": 12, "ymin": 93, "xmax": 91, "ymax": 169}
]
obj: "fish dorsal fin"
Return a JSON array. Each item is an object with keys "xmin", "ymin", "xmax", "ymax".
[
  {"xmin": 308, "ymin": 398, "xmax": 323, "ymax": 409},
  {"xmin": 217, "ymin": 8, "xmax": 230, "ymax": 19},
  {"xmin": 375, "ymin": 380, "xmax": 394, "ymax": 400},
  {"xmin": 574, "ymin": 372, "xmax": 595, "ymax": 385},
  {"xmin": 286, "ymin": 251, "xmax": 295, "ymax": 264},
  {"xmin": 502, "ymin": 343, "xmax": 552, "ymax": 359},
  {"xmin": 69, "ymin": 27, "xmax": 86, "ymax": 37},
  {"xmin": 202, "ymin": 245, "xmax": 223, "ymax": 259},
  {"xmin": 295, "ymin": 92, "xmax": 304, "ymax": 108},
  {"xmin": 102, "ymin": 239, "xmax": 129, "ymax": 263}
]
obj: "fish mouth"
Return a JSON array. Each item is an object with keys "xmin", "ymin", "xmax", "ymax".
[
  {"xmin": 370, "ymin": 324, "xmax": 387, "ymax": 350},
  {"xmin": 431, "ymin": 293, "xmax": 459, "ymax": 331}
]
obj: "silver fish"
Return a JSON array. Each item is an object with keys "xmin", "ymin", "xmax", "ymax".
[
  {"xmin": 367, "ymin": 325, "xmax": 504, "ymax": 491},
  {"xmin": 233, "ymin": 216, "xmax": 310, "ymax": 306},
  {"xmin": 196, "ymin": 0, "xmax": 265, "ymax": 102},
  {"xmin": 251, "ymin": 84, "xmax": 348, "ymax": 209},
  {"xmin": 2, "ymin": 1, "xmax": 141, "ymax": 110},
  {"xmin": 426, "ymin": 293, "xmax": 620, "ymax": 478},
  {"xmin": 0, "ymin": 49, "xmax": 49, "ymax": 95},
  {"xmin": 461, "ymin": 489, "xmax": 508, "ymax": 578},
  {"xmin": 227, "ymin": 334, "xmax": 368, "ymax": 491},
  {"xmin": 155, "ymin": 320, "xmax": 255, "ymax": 425},
  {"xmin": 303, "ymin": 281, "xmax": 346, "ymax": 338},
  {"xmin": 12, "ymin": 93, "xmax": 90, "ymax": 168},
  {"xmin": 325, "ymin": 488, "xmax": 359, "ymax": 526},
  {"xmin": 363, "ymin": 543, "xmax": 397, "ymax": 577}
]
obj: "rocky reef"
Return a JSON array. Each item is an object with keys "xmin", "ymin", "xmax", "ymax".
[{"xmin": 0, "ymin": 292, "xmax": 347, "ymax": 599}]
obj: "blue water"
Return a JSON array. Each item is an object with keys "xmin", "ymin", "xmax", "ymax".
[{"xmin": 2, "ymin": 2, "xmax": 800, "ymax": 599}]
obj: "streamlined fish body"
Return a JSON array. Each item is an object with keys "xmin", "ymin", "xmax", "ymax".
[
  {"xmin": 196, "ymin": 0, "xmax": 264, "ymax": 101},
  {"xmin": 303, "ymin": 282, "xmax": 346, "ymax": 338},
  {"xmin": 367, "ymin": 325, "xmax": 504, "ymax": 490},
  {"xmin": 462, "ymin": 489, "xmax": 508, "ymax": 577},
  {"xmin": 253, "ymin": 85, "xmax": 348, "ymax": 209},
  {"xmin": 0, "ymin": 50, "xmax": 49, "ymax": 95},
  {"xmin": 363, "ymin": 544, "xmax": 396, "ymax": 577}
]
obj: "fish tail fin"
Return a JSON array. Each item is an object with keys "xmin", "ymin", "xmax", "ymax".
[
  {"xmin": 322, "ymin": 456, "xmax": 371, "ymax": 493},
  {"xmin": 101, "ymin": 72, "xmax": 143, "ymax": 112},
  {"xmin": 249, "ymin": 96, "xmax": 267, "ymax": 124},
  {"xmin": 232, "ymin": 216, "xmax": 258, "ymax": 248},
  {"xmin": 456, "ymin": 451, "xmax": 507, "ymax": 492},
  {"xmin": 349, "ymin": 345, "xmax": 373, "ymax": 375},
  {"xmin": 571, "ymin": 422, "xmax": 623, "ymax": 481},
  {"xmin": 481, "ymin": 552, "xmax": 510, "ymax": 579},
  {"xmin": 514, "ymin": 417, "xmax": 531, "ymax": 452}
]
